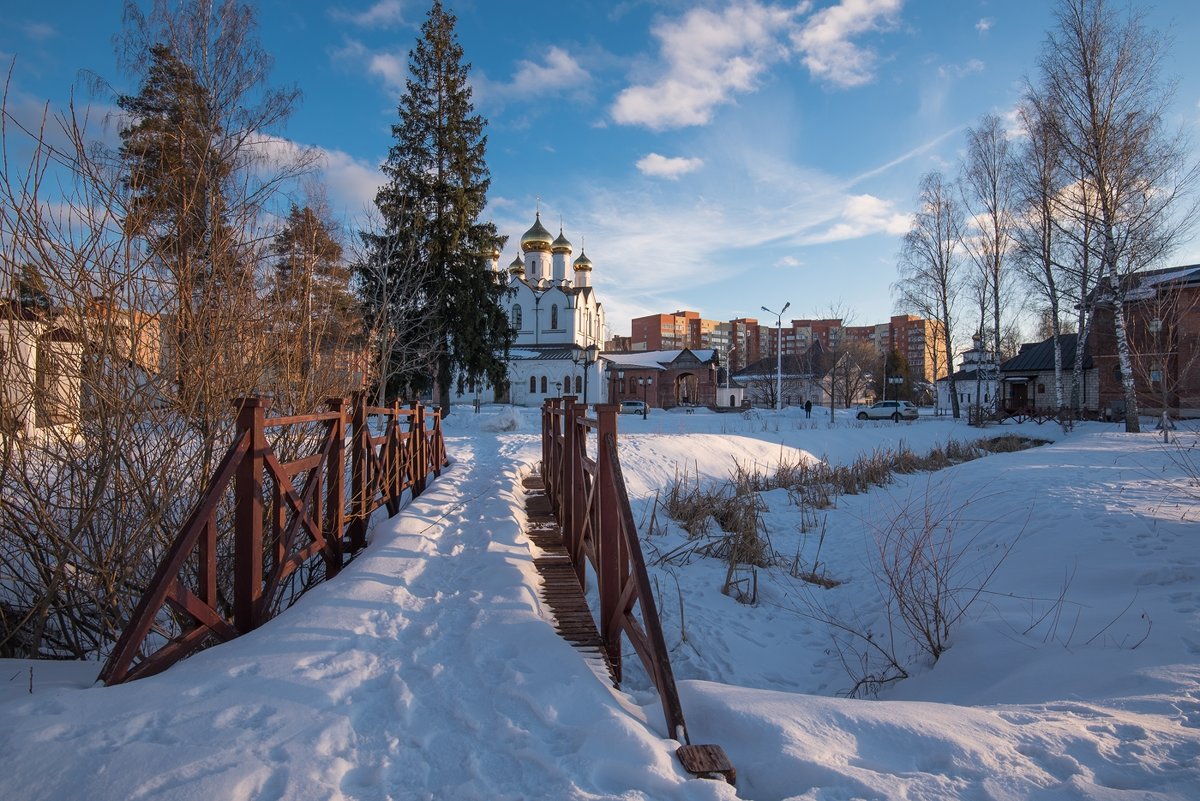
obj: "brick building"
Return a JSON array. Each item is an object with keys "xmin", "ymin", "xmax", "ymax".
[
  {"xmin": 622, "ymin": 310, "xmax": 947, "ymax": 386},
  {"xmin": 1091, "ymin": 264, "xmax": 1200, "ymax": 418}
]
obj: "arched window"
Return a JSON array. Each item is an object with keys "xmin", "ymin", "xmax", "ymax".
[
  {"xmin": 512, "ymin": 304, "xmax": 523, "ymax": 330},
  {"xmin": 575, "ymin": 376, "xmax": 582, "ymax": 393},
  {"xmin": 541, "ymin": 376, "xmax": 548, "ymax": 394},
  {"xmin": 550, "ymin": 304, "xmax": 559, "ymax": 329},
  {"xmin": 529, "ymin": 376, "xmax": 536, "ymax": 393},
  {"xmin": 564, "ymin": 374, "xmax": 572, "ymax": 393}
]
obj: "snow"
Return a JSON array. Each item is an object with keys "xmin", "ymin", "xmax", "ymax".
[
  {"xmin": 603, "ymin": 349, "xmax": 717, "ymax": 369},
  {"xmin": 3, "ymin": 405, "xmax": 1199, "ymax": 800}
]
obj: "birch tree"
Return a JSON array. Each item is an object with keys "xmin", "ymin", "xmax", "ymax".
[
  {"xmin": 1036, "ymin": 0, "xmax": 1198, "ymax": 432},
  {"xmin": 960, "ymin": 112, "xmax": 1015, "ymax": 418},
  {"xmin": 896, "ymin": 171, "xmax": 965, "ymax": 418}
]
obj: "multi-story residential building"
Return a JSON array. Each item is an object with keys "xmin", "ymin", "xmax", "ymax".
[
  {"xmin": 620, "ymin": 310, "xmax": 947, "ymax": 384},
  {"xmin": 629, "ymin": 310, "xmax": 724, "ymax": 351}
]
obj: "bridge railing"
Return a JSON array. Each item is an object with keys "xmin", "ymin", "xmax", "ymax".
[
  {"xmin": 542, "ymin": 396, "xmax": 734, "ymax": 783},
  {"xmin": 99, "ymin": 392, "xmax": 448, "ymax": 686}
]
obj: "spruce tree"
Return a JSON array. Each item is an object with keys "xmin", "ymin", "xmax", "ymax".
[{"xmin": 361, "ymin": 0, "xmax": 510, "ymax": 411}]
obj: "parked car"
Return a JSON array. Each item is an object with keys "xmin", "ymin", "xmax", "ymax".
[
  {"xmin": 856, "ymin": 400, "xmax": 919, "ymax": 422},
  {"xmin": 619, "ymin": 400, "xmax": 647, "ymax": 415}
]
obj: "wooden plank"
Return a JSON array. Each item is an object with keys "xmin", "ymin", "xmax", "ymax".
[{"xmin": 677, "ymin": 744, "xmax": 736, "ymax": 785}]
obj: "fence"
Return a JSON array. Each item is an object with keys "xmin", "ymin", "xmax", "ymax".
[
  {"xmin": 99, "ymin": 392, "xmax": 448, "ymax": 686},
  {"xmin": 541, "ymin": 396, "xmax": 734, "ymax": 783}
]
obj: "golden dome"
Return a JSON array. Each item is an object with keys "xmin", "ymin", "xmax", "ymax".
[
  {"xmin": 520, "ymin": 213, "xmax": 553, "ymax": 252},
  {"xmin": 508, "ymin": 254, "xmax": 524, "ymax": 274},
  {"xmin": 573, "ymin": 250, "xmax": 593, "ymax": 271},
  {"xmin": 552, "ymin": 229, "xmax": 572, "ymax": 253}
]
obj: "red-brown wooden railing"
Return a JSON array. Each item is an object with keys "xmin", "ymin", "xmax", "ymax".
[
  {"xmin": 541, "ymin": 396, "xmax": 734, "ymax": 783},
  {"xmin": 99, "ymin": 392, "xmax": 448, "ymax": 686}
]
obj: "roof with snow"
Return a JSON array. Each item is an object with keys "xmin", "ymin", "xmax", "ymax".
[{"xmin": 600, "ymin": 348, "xmax": 716, "ymax": 371}]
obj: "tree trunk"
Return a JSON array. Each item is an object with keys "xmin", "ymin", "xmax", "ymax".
[{"xmin": 1106, "ymin": 268, "xmax": 1140, "ymax": 433}]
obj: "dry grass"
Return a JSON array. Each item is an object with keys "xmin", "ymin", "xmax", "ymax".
[{"xmin": 656, "ymin": 435, "xmax": 1046, "ymax": 579}]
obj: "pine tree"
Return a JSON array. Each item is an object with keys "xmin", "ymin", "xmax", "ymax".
[
  {"xmin": 361, "ymin": 0, "xmax": 510, "ymax": 411},
  {"xmin": 271, "ymin": 203, "xmax": 357, "ymax": 387}
]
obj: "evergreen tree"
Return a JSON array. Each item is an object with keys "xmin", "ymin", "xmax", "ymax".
[
  {"xmin": 361, "ymin": 0, "xmax": 510, "ymax": 410},
  {"xmin": 271, "ymin": 203, "xmax": 357, "ymax": 371}
]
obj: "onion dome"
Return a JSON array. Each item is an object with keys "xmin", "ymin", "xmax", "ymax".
[
  {"xmin": 572, "ymin": 250, "xmax": 593, "ymax": 271},
  {"xmin": 552, "ymin": 228, "xmax": 572, "ymax": 253},
  {"xmin": 508, "ymin": 254, "xmax": 524, "ymax": 274},
  {"xmin": 520, "ymin": 212, "xmax": 553, "ymax": 252}
]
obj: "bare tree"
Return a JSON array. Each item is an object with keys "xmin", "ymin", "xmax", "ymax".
[
  {"xmin": 1036, "ymin": 0, "xmax": 1199, "ymax": 431},
  {"xmin": 896, "ymin": 171, "xmax": 965, "ymax": 418},
  {"xmin": 351, "ymin": 205, "xmax": 440, "ymax": 406},
  {"xmin": 1012, "ymin": 98, "xmax": 1070, "ymax": 413},
  {"xmin": 960, "ymin": 113, "xmax": 1016, "ymax": 401},
  {"xmin": 0, "ymin": 0, "xmax": 329, "ymax": 662}
]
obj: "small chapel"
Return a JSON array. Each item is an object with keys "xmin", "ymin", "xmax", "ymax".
[{"xmin": 456, "ymin": 211, "xmax": 606, "ymax": 407}]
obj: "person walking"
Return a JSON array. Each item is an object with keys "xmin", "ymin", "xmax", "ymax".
[{"xmin": 804, "ymin": 399, "xmax": 812, "ymax": 418}]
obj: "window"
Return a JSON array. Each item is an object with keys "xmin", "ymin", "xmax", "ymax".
[
  {"xmin": 575, "ymin": 376, "xmax": 582, "ymax": 393},
  {"xmin": 541, "ymin": 376, "xmax": 548, "ymax": 394},
  {"xmin": 564, "ymin": 374, "xmax": 571, "ymax": 393},
  {"xmin": 512, "ymin": 304, "xmax": 523, "ymax": 330},
  {"xmin": 550, "ymin": 304, "xmax": 559, "ymax": 329},
  {"xmin": 530, "ymin": 376, "xmax": 537, "ymax": 393}
]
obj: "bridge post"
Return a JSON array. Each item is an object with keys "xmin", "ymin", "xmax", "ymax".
[
  {"xmin": 348, "ymin": 391, "xmax": 369, "ymax": 551},
  {"xmin": 594, "ymin": 403, "xmax": 623, "ymax": 681},
  {"xmin": 412, "ymin": 401, "xmax": 427, "ymax": 497},
  {"xmin": 325, "ymin": 396, "xmax": 348, "ymax": 570},
  {"xmin": 232, "ymin": 396, "xmax": 269, "ymax": 632}
]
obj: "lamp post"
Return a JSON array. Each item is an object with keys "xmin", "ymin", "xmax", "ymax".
[
  {"xmin": 761, "ymin": 302, "xmax": 790, "ymax": 411},
  {"xmin": 571, "ymin": 343, "xmax": 600, "ymax": 405},
  {"xmin": 639, "ymin": 375, "xmax": 652, "ymax": 419}
]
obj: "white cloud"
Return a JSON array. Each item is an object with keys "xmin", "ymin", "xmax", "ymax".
[
  {"xmin": 475, "ymin": 47, "xmax": 591, "ymax": 108},
  {"xmin": 937, "ymin": 58, "xmax": 984, "ymax": 79},
  {"xmin": 368, "ymin": 52, "xmax": 408, "ymax": 94},
  {"xmin": 611, "ymin": 2, "xmax": 799, "ymax": 130},
  {"xmin": 801, "ymin": 193, "xmax": 911, "ymax": 244},
  {"xmin": 635, "ymin": 153, "xmax": 704, "ymax": 179},
  {"xmin": 23, "ymin": 22, "xmax": 57, "ymax": 42},
  {"xmin": 331, "ymin": 38, "xmax": 409, "ymax": 95},
  {"xmin": 975, "ymin": 17, "xmax": 994, "ymax": 34},
  {"xmin": 612, "ymin": 0, "xmax": 904, "ymax": 130},
  {"xmin": 776, "ymin": 255, "xmax": 804, "ymax": 268},
  {"xmin": 333, "ymin": 1, "xmax": 408, "ymax": 28},
  {"xmin": 793, "ymin": 0, "xmax": 902, "ymax": 88},
  {"xmin": 317, "ymin": 147, "xmax": 386, "ymax": 220}
]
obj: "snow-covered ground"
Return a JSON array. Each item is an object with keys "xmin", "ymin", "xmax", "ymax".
[{"xmin": 2, "ymin": 405, "xmax": 1199, "ymax": 800}]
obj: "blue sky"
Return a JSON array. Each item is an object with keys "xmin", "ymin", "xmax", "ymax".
[{"xmin": 4, "ymin": 0, "xmax": 1200, "ymax": 338}]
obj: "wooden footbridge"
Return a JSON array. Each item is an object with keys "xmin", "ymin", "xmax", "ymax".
[{"xmin": 97, "ymin": 392, "xmax": 732, "ymax": 784}]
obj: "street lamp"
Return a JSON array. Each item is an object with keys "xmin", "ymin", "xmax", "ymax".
[
  {"xmin": 761, "ymin": 302, "xmax": 790, "ymax": 411},
  {"xmin": 639, "ymin": 375, "xmax": 653, "ymax": 419},
  {"xmin": 571, "ymin": 343, "xmax": 600, "ymax": 405}
]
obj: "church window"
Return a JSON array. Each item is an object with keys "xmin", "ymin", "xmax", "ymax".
[
  {"xmin": 530, "ymin": 376, "xmax": 536, "ymax": 393},
  {"xmin": 550, "ymin": 304, "xmax": 559, "ymax": 329},
  {"xmin": 575, "ymin": 376, "xmax": 582, "ymax": 393},
  {"xmin": 541, "ymin": 376, "xmax": 548, "ymax": 394},
  {"xmin": 512, "ymin": 304, "xmax": 523, "ymax": 330}
]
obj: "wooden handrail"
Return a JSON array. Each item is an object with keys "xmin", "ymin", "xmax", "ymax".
[
  {"xmin": 98, "ymin": 392, "xmax": 449, "ymax": 686},
  {"xmin": 540, "ymin": 397, "xmax": 734, "ymax": 783}
]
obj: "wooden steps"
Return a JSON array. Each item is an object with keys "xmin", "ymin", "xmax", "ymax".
[{"xmin": 521, "ymin": 474, "xmax": 615, "ymax": 685}]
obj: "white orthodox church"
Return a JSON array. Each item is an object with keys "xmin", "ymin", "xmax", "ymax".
[{"xmin": 455, "ymin": 211, "xmax": 606, "ymax": 407}]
